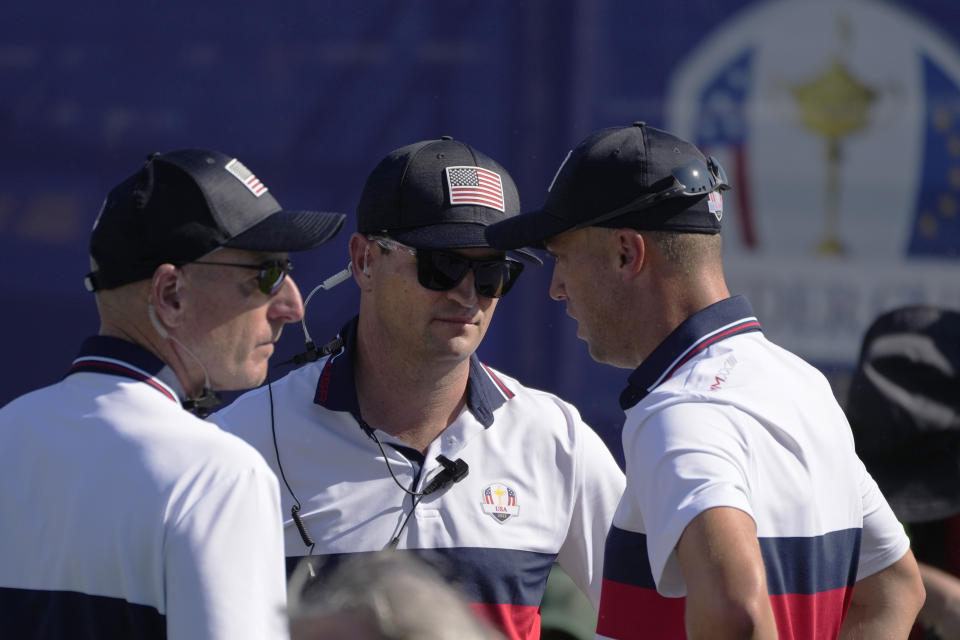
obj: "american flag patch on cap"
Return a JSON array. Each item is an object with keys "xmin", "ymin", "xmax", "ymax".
[
  {"xmin": 445, "ymin": 166, "xmax": 504, "ymax": 212},
  {"xmin": 225, "ymin": 158, "xmax": 268, "ymax": 197},
  {"xmin": 708, "ymin": 191, "xmax": 723, "ymax": 221}
]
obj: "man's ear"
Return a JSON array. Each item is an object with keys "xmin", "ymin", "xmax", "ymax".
[
  {"xmin": 149, "ymin": 264, "xmax": 183, "ymax": 333},
  {"xmin": 616, "ymin": 229, "xmax": 646, "ymax": 277},
  {"xmin": 348, "ymin": 233, "xmax": 374, "ymax": 289}
]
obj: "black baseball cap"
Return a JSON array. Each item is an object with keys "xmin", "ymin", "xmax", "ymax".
[
  {"xmin": 485, "ymin": 122, "xmax": 728, "ymax": 249},
  {"xmin": 357, "ymin": 137, "xmax": 539, "ymax": 263},
  {"xmin": 85, "ymin": 149, "xmax": 346, "ymax": 291},
  {"xmin": 847, "ymin": 305, "xmax": 960, "ymax": 522}
]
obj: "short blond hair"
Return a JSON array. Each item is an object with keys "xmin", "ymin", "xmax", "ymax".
[{"xmin": 644, "ymin": 230, "xmax": 722, "ymax": 274}]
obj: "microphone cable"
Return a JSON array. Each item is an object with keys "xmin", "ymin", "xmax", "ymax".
[
  {"xmin": 280, "ymin": 263, "xmax": 352, "ymax": 366},
  {"xmin": 269, "ymin": 378, "xmax": 315, "ymax": 559},
  {"xmin": 149, "ymin": 304, "xmax": 222, "ymax": 417},
  {"xmin": 268, "ymin": 262, "xmax": 353, "ymax": 558},
  {"xmin": 265, "ymin": 260, "xmax": 469, "ymax": 553},
  {"xmin": 359, "ymin": 419, "xmax": 469, "ymax": 548}
]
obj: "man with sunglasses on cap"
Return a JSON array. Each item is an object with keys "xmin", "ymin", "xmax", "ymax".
[
  {"xmin": 485, "ymin": 122, "xmax": 925, "ymax": 639},
  {"xmin": 0, "ymin": 149, "xmax": 345, "ymax": 639},
  {"xmin": 212, "ymin": 137, "xmax": 625, "ymax": 640}
]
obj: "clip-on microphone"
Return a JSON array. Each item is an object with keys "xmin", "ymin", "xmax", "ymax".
[
  {"xmin": 182, "ymin": 389, "xmax": 223, "ymax": 418},
  {"xmin": 421, "ymin": 455, "xmax": 470, "ymax": 495},
  {"xmin": 385, "ymin": 454, "xmax": 470, "ymax": 550}
]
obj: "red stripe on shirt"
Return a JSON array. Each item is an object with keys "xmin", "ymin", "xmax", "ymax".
[
  {"xmin": 596, "ymin": 579, "xmax": 853, "ymax": 639},
  {"xmin": 768, "ymin": 586, "xmax": 854, "ymax": 640},
  {"xmin": 664, "ymin": 321, "xmax": 761, "ymax": 382},
  {"xmin": 597, "ymin": 579, "xmax": 685, "ymax": 639},
  {"xmin": 481, "ymin": 364, "xmax": 515, "ymax": 398},
  {"xmin": 468, "ymin": 602, "xmax": 540, "ymax": 640},
  {"xmin": 69, "ymin": 361, "xmax": 177, "ymax": 403}
]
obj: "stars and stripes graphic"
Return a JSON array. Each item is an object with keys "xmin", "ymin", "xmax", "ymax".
[
  {"xmin": 507, "ymin": 487, "xmax": 517, "ymax": 507},
  {"xmin": 484, "ymin": 487, "xmax": 495, "ymax": 504},
  {"xmin": 693, "ymin": 49, "xmax": 756, "ymax": 248},
  {"xmin": 908, "ymin": 55, "xmax": 960, "ymax": 257},
  {"xmin": 707, "ymin": 191, "xmax": 723, "ymax": 220},
  {"xmin": 445, "ymin": 166, "xmax": 505, "ymax": 211},
  {"xmin": 225, "ymin": 158, "xmax": 269, "ymax": 197}
]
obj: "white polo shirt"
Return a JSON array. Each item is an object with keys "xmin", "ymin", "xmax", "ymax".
[
  {"xmin": 597, "ymin": 296, "xmax": 910, "ymax": 640},
  {"xmin": 0, "ymin": 336, "xmax": 288, "ymax": 640},
  {"xmin": 212, "ymin": 317, "xmax": 626, "ymax": 640}
]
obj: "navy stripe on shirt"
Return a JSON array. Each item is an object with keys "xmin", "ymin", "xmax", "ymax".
[
  {"xmin": 0, "ymin": 586, "xmax": 166, "ymax": 640},
  {"xmin": 759, "ymin": 528, "xmax": 861, "ymax": 594},
  {"xmin": 287, "ymin": 546, "xmax": 556, "ymax": 607},
  {"xmin": 605, "ymin": 525, "xmax": 861, "ymax": 595}
]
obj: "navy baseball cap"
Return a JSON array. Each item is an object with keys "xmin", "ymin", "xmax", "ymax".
[
  {"xmin": 85, "ymin": 149, "xmax": 346, "ymax": 291},
  {"xmin": 847, "ymin": 305, "xmax": 960, "ymax": 522},
  {"xmin": 357, "ymin": 137, "xmax": 539, "ymax": 263},
  {"xmin": 485, "ymin": 122, "xmax": 729, "ymax": 249}
]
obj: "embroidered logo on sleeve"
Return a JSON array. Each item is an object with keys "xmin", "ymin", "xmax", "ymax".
[{"xmin": 709, "ymin": 354, "xmax": 739, "ymax": 391}]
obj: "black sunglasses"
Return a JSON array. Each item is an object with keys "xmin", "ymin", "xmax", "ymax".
[
  {"xmin": 187, "ymin": 258, "xmax": 293, "ymax": 295},
  {"xmin": 571, "ymin": 155, "xmax": 729, "ymax": 230},
  {"xmin": 370, "ymin": 236, "xmax": 524, "ymax": 298}
]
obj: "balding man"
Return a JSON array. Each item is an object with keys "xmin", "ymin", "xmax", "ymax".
[{"xmin": 0, "ymin": 149, "xmax": 344, "ymax": 639}]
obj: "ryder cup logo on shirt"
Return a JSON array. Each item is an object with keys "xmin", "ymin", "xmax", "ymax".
[
  {"xmin": 481, "ymin": 482, "xmax": 519, "ymax": 523},
  {"xmin": 225, "ymin": 158, "xmax": 268, "ymax": 197},
  {"xmin": 445, "ymin": 166, "xmax": 505, "ymax": 212}
]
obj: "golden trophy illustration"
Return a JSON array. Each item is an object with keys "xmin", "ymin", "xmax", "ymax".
[{"xmin": 792, "ymin": 19, "xmax": 878, "ymax": 256}]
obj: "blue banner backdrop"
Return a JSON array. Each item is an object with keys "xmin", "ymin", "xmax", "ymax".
[{"xmin": 3, "ymin": 0, "xmax": 959, "ymax": 462}]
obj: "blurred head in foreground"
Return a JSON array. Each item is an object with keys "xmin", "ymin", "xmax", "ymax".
[{"xmin": 287, "ymin": 551, "xmax": 504, "ymax": 640}]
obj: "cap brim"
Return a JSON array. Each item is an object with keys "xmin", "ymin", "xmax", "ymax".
[
  {"xmin": 227, "ymin": 210, "xmax": 346, "ymax": 253},
  {"xmin": 485, "ymin": 208, "xmax": 573, "ymax": 250},
  {"xmin": 388, "ymin": 222, "xmax": 542, "ymax": 265}
]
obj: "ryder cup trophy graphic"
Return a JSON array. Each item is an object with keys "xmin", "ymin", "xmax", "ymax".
[{"xmin": 791, "ymin": 17, "xmax": 879, "ymax": 256}]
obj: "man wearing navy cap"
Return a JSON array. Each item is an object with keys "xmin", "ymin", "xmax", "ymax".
[
  {"xmin": 485, "ymin": 122, "xmax": 924, "ymax": 639},
  {"xmin": 212, "ymin": 137, "xmax": 625, "ymax": 640},
  {"xmin": 0, "ymin": 149, "xmax": 345, "ymax": 639}
]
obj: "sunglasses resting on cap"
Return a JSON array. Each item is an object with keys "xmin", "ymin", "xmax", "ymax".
[{"xmin": 570, "ymin": 155, "xmax": 728, "ymax": 231}]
